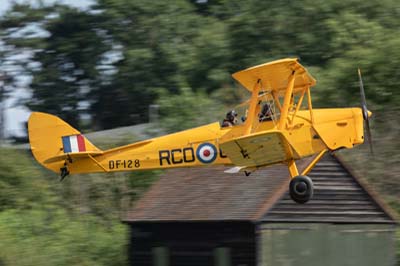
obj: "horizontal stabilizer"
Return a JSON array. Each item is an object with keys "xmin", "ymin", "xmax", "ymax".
[{"xmin": 44, "ymin": 151, "xmax": 104, "ymax": 164}]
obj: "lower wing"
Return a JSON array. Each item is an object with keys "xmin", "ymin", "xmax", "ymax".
[{"xmin": 220, "ymin": 131, "xmax": 298, "ymax": 168}]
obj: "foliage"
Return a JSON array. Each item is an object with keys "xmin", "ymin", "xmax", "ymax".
[
  {"xmin": 156, "ymin": 87, "xmax": 223, "ymax": 133},
  {"xmin": 0, "ymin": 149, "xmax": 55, "ymax": 211},
  {"xmin": 0, "ymin": 209, "xmax": 127, "ymax": 266},
  {"xmin": 0, "ymin": 147, "xmax": 159, "ymax": 265},
  {"xmin": 1, "ymin": 0, "xmax": 400, "ymax": 126},
  {"xmin": 0, "ymin": 4, "xmax": 111, "ymax": 129},
  {"xmin": 1, "ymin": 0, "xmax": 400, "ymax": 263}
]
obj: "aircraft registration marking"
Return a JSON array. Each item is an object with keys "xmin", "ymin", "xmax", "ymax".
[{"xmin": 108, "ymin": 159, "xmax": 140, "ymax": 169}]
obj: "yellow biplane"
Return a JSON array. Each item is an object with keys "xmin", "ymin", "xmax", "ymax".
[{"xmin": 28, "ymin": 58, "xmax": 372, "ymax": 203}]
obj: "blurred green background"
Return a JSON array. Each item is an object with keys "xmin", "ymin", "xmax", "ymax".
[{"xmin": 0, "ymin": 0, "xmax": 399, "ymax": 265}]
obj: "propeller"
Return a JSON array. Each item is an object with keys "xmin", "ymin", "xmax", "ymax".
[{"xmin": 357, "ymin": 68, "xmax": 374, "ymax": 155}]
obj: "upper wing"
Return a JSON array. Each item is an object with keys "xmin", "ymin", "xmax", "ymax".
[
  {"xmin": 232, "ymin": 58, "xmax": 316, "ymax": 94},
  {"xmin": 220, "ymin": 131, "xmax": 299, "ymax": 168}
]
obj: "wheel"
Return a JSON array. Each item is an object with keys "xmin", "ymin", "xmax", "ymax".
[{"xmin": 289, "ymin": 175, "xmax": 314, "ymax": 204}]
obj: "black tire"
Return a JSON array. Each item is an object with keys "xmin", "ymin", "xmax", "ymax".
[{"xmin": 289, "ymin": 175, "xmax": 314, "ymax": 204}]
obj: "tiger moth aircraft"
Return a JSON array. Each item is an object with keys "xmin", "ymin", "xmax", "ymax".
[{"xmin": 28, "ymin": 58, "xmax": 373, "ymax": 203}]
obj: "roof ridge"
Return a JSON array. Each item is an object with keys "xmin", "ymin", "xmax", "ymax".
[
  {"xmin": 253, "ymin": 156, "xmax": 316, "ymax": 221},
  {"xmin": 262, "ymin": 153, "xmax": 398, "ymax": 224},
  {"xmin": 333, "ymin": 153, "xmax": 398, "ymax": 224}
]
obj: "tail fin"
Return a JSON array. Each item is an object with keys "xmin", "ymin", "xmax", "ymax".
[{"xmin": 28, "ymin": 112, "xmax": 102, "ymax": 174}]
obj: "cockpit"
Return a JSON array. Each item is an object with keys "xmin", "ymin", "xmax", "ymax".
[{"xmin": 221, "ymin": 87, "xmax": 311, "ymax": 130}]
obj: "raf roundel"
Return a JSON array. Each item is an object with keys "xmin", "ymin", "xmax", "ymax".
[{"xmin": 196, "ymin": 143, "xmax": 217, "ymax": 164}]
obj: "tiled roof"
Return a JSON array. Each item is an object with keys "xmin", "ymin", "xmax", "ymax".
[
  {"xmin": 123, "ymin": 154, "xmax": 396, "ymax": 224},
  {"xmin": 124, "ymin": 158, "xmax": 312, "ymax": 222}
]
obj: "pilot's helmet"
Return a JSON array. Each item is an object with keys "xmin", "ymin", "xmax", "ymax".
[{"xmin": 226, "ymin": 110, "xmax": 238, "ymax": 121}]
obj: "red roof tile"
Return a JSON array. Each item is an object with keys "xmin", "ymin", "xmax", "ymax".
[
  {"xmin": 124, "ymin": 154, "xmax": 396, "ymax": 224},
  {"xmin": 124, "ymin": 158, "xmax": 313, "ymax": 221}
]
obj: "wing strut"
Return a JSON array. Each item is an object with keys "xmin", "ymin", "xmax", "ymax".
[
  {"xmin": 244, "ymin": 79, "xmax": 262, "ymax": 135},
  {"xmin": 306, "ymin": 86, "xmax": 314, "ymax": 124},
  {"xmin": 278, "ymin": 71, "xmax": 296, "ymax": 130}
]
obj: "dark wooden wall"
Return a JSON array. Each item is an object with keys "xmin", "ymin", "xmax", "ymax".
[{"xmin": 128, "ymin": 222, "xmax": 256, "ymax": 266}]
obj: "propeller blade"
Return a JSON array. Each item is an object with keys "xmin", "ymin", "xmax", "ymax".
[
  {"xmin": 364, "ymin": 116, "xmax": 374, "ymax": 155},
  {"xmin": 358, "ymin": 68, "xmax": 374, "ymax": 155},
  {"xmin": 358, "ymin": 69, "xmax": 369, "ymax": 120}
]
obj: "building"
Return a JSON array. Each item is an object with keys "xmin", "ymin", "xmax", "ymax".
[{"xmin": 123, "ymin": 154, "xmax": 397, "ymax": 266}]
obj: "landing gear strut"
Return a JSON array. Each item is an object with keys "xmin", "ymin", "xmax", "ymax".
[{"xmin": 289, "ymin": 175, "xmax": 313, "ymax": 204}]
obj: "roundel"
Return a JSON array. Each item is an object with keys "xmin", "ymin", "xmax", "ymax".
[{"xmin": 196, "ymin": 143, "xmax": 217, "ymax": 164}]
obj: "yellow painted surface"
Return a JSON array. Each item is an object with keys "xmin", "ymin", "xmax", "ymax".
[
  {"xmin": 232, "ymin": 58, "xmax": 316, "ymax": 93},
  {"xmin": 28, "ymin": 112, "xmax": 102, "ymax": 174},
  {"xmin": 28, "ymin": 58, "xmax": 369, "ymax": 177},
  {"xmin": 220, "ymin": 131, "xmax": 289, "ymax": 168}
]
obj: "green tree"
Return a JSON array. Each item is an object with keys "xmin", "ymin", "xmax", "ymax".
[
  {"xmin": 29, "ymin": 7, "xmax": 110, "ymax": 128},
  {"xmin": 90, "ymin": 0, "xmax": 230, "ymax": 128},
  {"xmin": 0, "ymin": 4, "xmax": 110, "ymax": 128},
  {"xmin": 156, "ymin": 87, "xmax": 222, "ymax": 133}
]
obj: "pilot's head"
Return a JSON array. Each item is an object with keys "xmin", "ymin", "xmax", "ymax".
[
  {"xmin": 261, "ymin": 104, "xmax": 271, "ymax": 115},
  {"xmin": 226, "ymin": 110, "xmax": 238, "ymax": 124}
]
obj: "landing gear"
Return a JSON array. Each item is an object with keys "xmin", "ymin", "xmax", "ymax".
[{"xmin": 289, "ymin": 175, "xmax": 313, "ymax": 204}]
